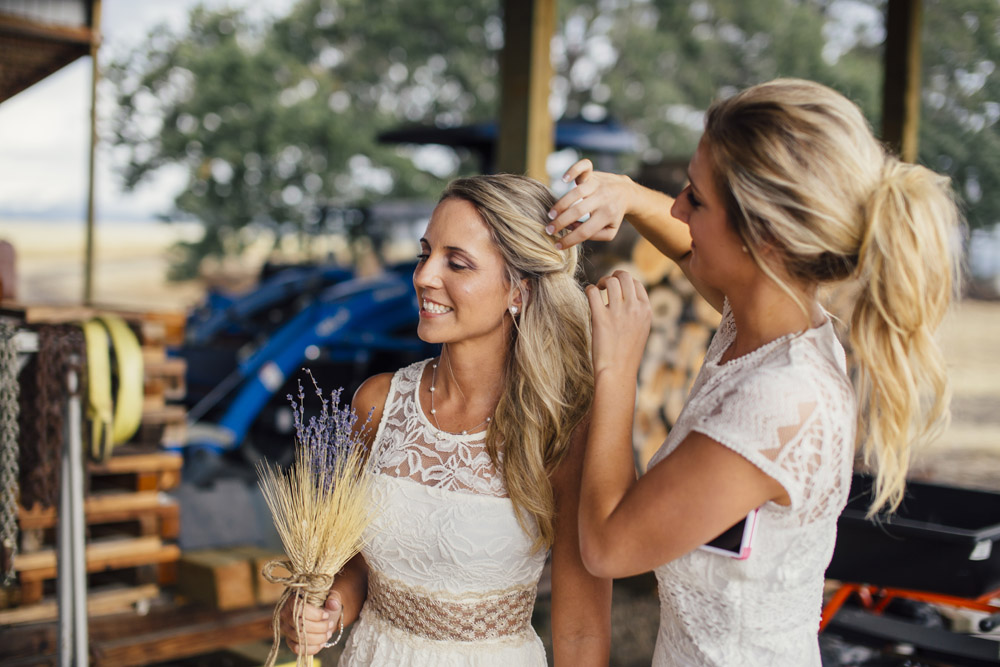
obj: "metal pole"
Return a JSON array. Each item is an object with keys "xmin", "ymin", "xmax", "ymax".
[
  {"xmin": 57, "ymin": 413, "xmax": 73, "ymax": 667},
  {"xmin": 67, "ymin": 367, "xmax": 88, "ymax": 665},
  {"xmin": 57, "ymin": 365, "xmax": 88, "ymax": 666}
]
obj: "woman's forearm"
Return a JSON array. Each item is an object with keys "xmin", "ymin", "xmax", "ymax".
[
  {"xmin": 620, "ymin": 178, "xmax": 692, "ymax": 262},
  {"xmin": 578, "ymin": 370, "xmax": 641, "ymax": 578},
  {"xmin": 331, "ymin": 553, "xmax": 369, "ymax": 626}
]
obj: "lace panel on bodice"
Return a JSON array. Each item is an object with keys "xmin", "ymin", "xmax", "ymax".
[{"xmin": 373, "ymin": 359, "xmax": 507, "ymax": 498}]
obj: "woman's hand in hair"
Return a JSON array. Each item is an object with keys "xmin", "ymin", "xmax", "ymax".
[
  {"xmin": 548, "ymin": 159, "xmax": 634, "ymax": 249},
  {"xmin": 586, "ymin": 270, "xmax": 651, "ymax": 380}
]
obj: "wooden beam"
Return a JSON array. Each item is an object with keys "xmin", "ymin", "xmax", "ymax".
[
  {"xmin": 84, "ymin": 0, "xmax": 102, "ymax": 304},
  {"xmin": 0, "ymin": 12, "xmax": 93, "ymax": 45},
  {"xmin": 89, "ymin": 606, "xmax": 275, "ymax": 667},
  {"xmin": 497, "ymin": 0, "xmax": 556, "ymax": 180},
  {"xmin": 881, "ymin": 0, "xmax": 922, "ymax": 162},
  {"xmin": 0, "ymin": 585, "xmax": 159, "ymax": 626},
  {"xmin": 89, "ymin": 451, "xmax": 183, "ymax": 475},
  {"xmin": 18, "ymin": 491, "xmax": 178, "ymax": 534},
  {"xmin": 14, "ymin": 536, "xmax": 180, "ymax": 582},
  {"xmin": 0, "ymin": 603, "xmax": 277, "ymax": 666}
]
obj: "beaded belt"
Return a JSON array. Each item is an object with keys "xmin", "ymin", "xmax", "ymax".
[{"xmin": 366, "ymin": 571, "xmax": 536, "ymax": 642}]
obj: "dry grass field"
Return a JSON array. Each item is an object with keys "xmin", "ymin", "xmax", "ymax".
[
  {"xmin": 0, "ymin": 219, "xmax": 206, "ymax": 310},
  {"xmin": 911, "ymin": 298, "xmax": 1000, "ymax": 491}
]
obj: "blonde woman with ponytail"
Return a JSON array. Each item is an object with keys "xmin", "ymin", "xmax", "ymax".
[
  {"xmin": 278, "ymin": 174, "xmax": 611, "ymax": 665},
  {"xmin": 548, "ymin": 78, "xmax": 961, "ymax": 666}
]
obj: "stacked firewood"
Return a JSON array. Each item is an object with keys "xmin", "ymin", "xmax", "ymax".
[{"xmin": 609, "ymin": 237, "xmax": 721, "ymax": 470}]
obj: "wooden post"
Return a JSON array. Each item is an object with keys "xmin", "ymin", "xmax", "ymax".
[
  {"xmin": 881, "ymin": 0, "xmax": 922, "ymax": 162},
  {"xmin": 84, "ymin": 0, "xmax": 102, "ymax": 304},
  {"xmin": 497, "ymin": 0, "xmax": 556, "ymax": 180}
]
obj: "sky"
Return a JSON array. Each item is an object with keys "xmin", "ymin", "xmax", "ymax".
[{"xmin": 0, "ymin": 0, "xmax": 295, "ymax": 222}]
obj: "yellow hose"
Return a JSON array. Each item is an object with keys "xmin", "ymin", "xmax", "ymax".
[
  {"xmin": 99, "ymin": 314, "xmax": 144, "ymax": 446},
  {"xmin": 81, "ymin": 319, "xmax": 112, "ymax": 461}
]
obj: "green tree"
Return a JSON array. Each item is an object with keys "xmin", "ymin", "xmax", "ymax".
[
  {"xmin": 107, "ymin": 1, "xmax": 502, "ymax": 278},
  {"xmin": 919, "ymin": 0, "xmax": 1000, "ymax": 232},
  {"xmin": 107, "ymin": 0, "xmax": 997, "ymax": 279}
]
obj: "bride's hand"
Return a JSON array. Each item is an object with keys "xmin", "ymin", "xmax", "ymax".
[
  {"xmin": 547, "ymin": 159, "xmax": 635, "ymax": 249},
  {"xmin": 279, "ymin": 590, "xmax": 344, "ymax": 655}
]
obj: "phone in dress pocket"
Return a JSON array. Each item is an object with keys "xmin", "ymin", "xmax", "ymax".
[{"xmin": 698, "ymin": 508, "xmax": 759, "ymax": 560}]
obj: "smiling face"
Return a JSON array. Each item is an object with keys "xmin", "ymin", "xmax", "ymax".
[
  {"xmin": 670, "ymin": 138, "xmax": 754, "ymax": 291},
  {"xmin": 413, "ymin": 197, "xmax": 516, "ymax": 347}
]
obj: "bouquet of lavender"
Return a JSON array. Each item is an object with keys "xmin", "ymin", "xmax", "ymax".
[{"xmin": 257, "ymin": 374, "xmax": 376, "ymax": 667}]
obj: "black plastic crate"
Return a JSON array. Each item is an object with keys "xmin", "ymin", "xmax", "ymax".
[{"xmin": 826, "ymin": 474, "xmax": 1000, "ymax": 598}]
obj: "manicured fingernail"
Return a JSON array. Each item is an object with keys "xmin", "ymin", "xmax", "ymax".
[
  {"xmin": 545, "ymin": 225, "xmax": 555, "ymax": 235},
  {"xmin": 554, "ymin": 242, "xmax": 563, "ymax": 250},
  {"xmin": 547, "ymin": 209, "xmax": 557, "ymax": 220},
  {"xmin": 322, "ymin": 611, "xmax": 329, "ymax": 620},
  {"xmin": 562, "ymin": 173, "xmax": 572, "ymax": 183}
]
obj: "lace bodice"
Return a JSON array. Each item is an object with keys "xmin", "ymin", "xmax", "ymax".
[
  {"xmin": 373, "ymin": 358, "xmax": 507, "ymax": 499},
  {"xmin": 339, "ymin": 359, "xmax": 546, "ymax": 666},
  {"xmin": 647, "ymin": 301, "xmax": 856, "ymax": 666}
]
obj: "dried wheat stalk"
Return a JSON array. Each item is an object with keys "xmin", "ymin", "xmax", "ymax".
[{"xmin": 257, "ymin": 376, "xmax": 375, "ymax": 667}]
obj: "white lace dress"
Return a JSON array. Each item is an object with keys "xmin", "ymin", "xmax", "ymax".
[
  {"xmin": 338, "ymin": 359, "xmax": 547, "ymax": 666},
  {"xmin": 647, "ymin": 301, "xmax": 856, "ymax": 666}
]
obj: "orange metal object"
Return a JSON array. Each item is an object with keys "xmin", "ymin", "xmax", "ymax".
[{"xmin": 821, "ymin": 583, "xmax": 1000, "ymax": 632}]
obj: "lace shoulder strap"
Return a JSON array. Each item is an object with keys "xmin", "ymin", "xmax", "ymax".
[{"xmin": 369, "ymin": 359, "xmax": 429, "ymax": 467}]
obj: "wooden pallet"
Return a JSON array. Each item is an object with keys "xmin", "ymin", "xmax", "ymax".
[
  {"xmin": 0, "ymin": 304, "xmax": 186, "ymax": 347},
  {"xmin": 0, "ymin": 302, "xmax": 190, "ymax": 448},
  {"xmin": 8, "ymin": 449, "xmax": 184, "ymax": 607},
  {"xmin": 176, "ymin": 546, "xmax": 287, "ymax": 610},
  {"xmin": 0, "ymin": 584, "xmax": 160, "ymax": 626},
  {"xmin": 19, "ymin": 490, "xmax": 180, "ymax": 541},
  {"xmin": 88, "ymin": 448, "xmax": 183, "ymax": 493},
  {"xmin": 134, "ymin": 405, "xmax": 188, "ymax": 450},
  {"xmin": 12, "ymin": 536, "xmax": 180, "ymax": 606},
  {"xmin": 0, "ymin": 601, "xmax": 276, "ymax": 667}
]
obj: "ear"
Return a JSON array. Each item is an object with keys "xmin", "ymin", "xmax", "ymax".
[{"xmin": 511, "ymin": 279, "xmax": 530, "ymax": 309}]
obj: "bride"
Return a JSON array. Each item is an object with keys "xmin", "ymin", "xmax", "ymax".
[{"xmin": 279, "ymin": 173, "xmax": 611, "ymax": 665}]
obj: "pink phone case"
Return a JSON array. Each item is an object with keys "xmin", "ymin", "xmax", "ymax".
[{"xmin": 698, "ymin": 508, "xmax": 759, "ymax": 560}]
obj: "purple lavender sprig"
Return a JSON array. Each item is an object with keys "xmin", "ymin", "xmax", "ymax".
[{"xmin": 287, "ymin": 370, "xmax": 373, "ymax": 492}]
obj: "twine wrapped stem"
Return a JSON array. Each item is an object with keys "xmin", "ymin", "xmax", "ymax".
[{"xmin": 263, "ymin": 559, "xmax": 341, "ymax": 667}]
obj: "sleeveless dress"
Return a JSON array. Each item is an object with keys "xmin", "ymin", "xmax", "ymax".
[
  {"xmin": 338, "ymin": 359, "xmax": 548, "ymax": 666},
  {"xmin": 647, "ymin": 301, "xmax": 856, "ymax": 666}
]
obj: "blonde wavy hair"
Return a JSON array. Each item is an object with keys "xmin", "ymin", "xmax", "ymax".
[
  {"xmin": 703, "ymin": 79, "xmax": 961, "ymax": 514},
  {"xmin": 440, "ymin": 174, "xmax": 593, "ymax": 551}
]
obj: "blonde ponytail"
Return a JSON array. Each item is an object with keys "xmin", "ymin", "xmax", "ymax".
[
  {"xmin": 852, "ymin": 159, "xmax": 959, "ymax": 512},
  {"xmin": 703, "ymin": 79, "xmax": 963, "ymax": 514}
]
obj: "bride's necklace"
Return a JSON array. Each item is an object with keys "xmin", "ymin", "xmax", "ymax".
[{"xmin": 429, "ymin": 360, "xmax": 493, "ymax": 437}]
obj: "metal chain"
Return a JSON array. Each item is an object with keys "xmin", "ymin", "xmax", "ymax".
[
  {"xmin": 0, "ymin": 321, "xmax": 21, "ymax": 585},
  {"xmin": 18, "ymin": 325, "xmax": 86, "ymax": 510}
]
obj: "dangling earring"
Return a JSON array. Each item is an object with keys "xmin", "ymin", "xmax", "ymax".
[{"xmin": 510, "ymin": 306, "xmax": 518, "ymax": 315}]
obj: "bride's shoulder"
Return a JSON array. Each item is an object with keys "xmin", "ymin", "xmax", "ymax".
[{"xmin": 352, "ymin": 372, "xmax": 395, "ymax": 429}]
